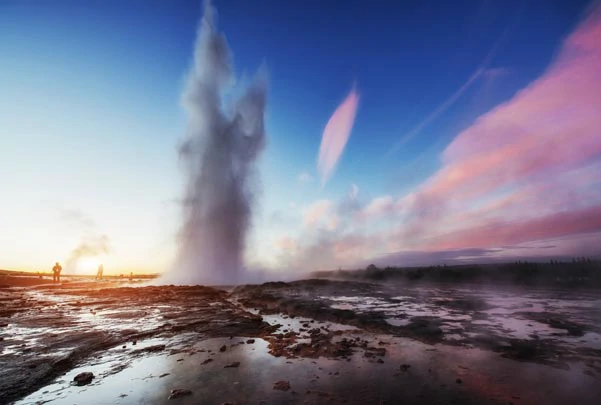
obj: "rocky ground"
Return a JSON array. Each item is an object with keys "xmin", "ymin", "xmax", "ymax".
[{"xmin": 1, "ymin": 278, "xmax": 601, "ymax": 404}]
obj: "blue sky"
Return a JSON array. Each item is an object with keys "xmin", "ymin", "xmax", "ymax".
[{"xmin": 1, "ymin": 0, "xmax": 599, "ymax": 274}]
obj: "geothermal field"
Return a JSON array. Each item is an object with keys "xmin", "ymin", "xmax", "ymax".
[
  {"xmin": 3, "ymin": 1, "xmax": 601, "ymax": 404},
  {"xmin": 1, "ymin": 273, "xmax": 601, "ymax": 404}
]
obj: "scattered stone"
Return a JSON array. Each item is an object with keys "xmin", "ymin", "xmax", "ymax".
[
  {"xmin": 168, "ymin": 389, "xmax": 192, "ymax": 399},
  {"xmin": 0, "ymin": 323, "xmax": 8, "ymax": 327},
  {"xmin": 273, "ymin": 380, "xmax": 291, "ymax": 391},
  {"xmin": 400, "ymin": 364, "xmax": 411, "ymax": 371},
  {"xmin": 201, "ymin": 358, "xmax": 213, "ymax": 365},
  {"xmin": 132, "ymin": 340, "xmax": 137, "ymax": 345},
  {"xmin": 159, "ymin": 373, "xmax": 170, "ymax": 378},
  {"xmin": 246, "ymin": 339, "xmax": 255, "ymax": 344},
  {"xmin": 220, "ymin": 345, "xmax": 227, "ymax": 352},
  {"xmin": 73, "ymin": 372, "xmax": 94, "ymax": 386},
  {"xmin": 132, "ymin": 344, "xmax": 165, "ymax": 354},
  {"xmin": 364, "ymin": 347, "xmax": 386, "ymax": 357},
  {"xmin": 224, "ymin": 362, "xmax": 241, "ymax": 368},
  {"xmin": 376, "ymin": 358, "xmax": 384, "ymax": 364}
]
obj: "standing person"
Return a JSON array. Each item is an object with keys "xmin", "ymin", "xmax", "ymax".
[
  {"xmin": 96, "ymin": 264, "xmax": 104, "ymax": 281},
  {"xmin": 52, "ymin": 262, "xmax": 62, "ymax": 283}
]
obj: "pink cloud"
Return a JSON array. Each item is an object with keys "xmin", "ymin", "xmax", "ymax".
[
  {"xmin": 303, "ymin": 200, "xmax": 337, "ymax": 230},
  {"xmin": 317, "ymin": 88, "xmax": 359, "ymax": 186},
  {"xmin": 275, "ymin": 236, "xmax": 298, "ymax": 252},
  {"xmin": 361, "ymin": 196, "xmax": 394, "ymax": 219},
  {"xmin": 428, "ymin": 205, "xmax": 601, "ymax": 251},
  {"xmin": 395, "ymin": 8, "xmax": 601, "ymax": 247}
]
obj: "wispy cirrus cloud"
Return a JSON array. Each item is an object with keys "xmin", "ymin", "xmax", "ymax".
[
  {"xmin": 317, "ymin": 87, "xmax": 359, "ymax": 186},
  {"xmin": 385, "ymin": 18, "xmax": 518, "ymax": 158},
  {"xmin": 297, "ymin": 171, "xmax": 314, "ymax": 184},
  {"xmin": 349, "ymin": 183, "xmax": 359, "ymax": 200}
]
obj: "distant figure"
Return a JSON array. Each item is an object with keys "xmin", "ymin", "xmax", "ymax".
[
  {"xmin": 129, "ymin": 272, "xmax": 133, "ymax": 282},
  {"xmin": 96, "ymin": 264, "xmax": 104, "ymax": 280},
  {"xmin": 52, "ymin": 262, "xmax": 62, "ymax": 283}
]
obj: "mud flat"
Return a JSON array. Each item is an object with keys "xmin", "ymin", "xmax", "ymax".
[{"xmin": 2, "ymin": 279, "xmax": 601, "ymax": 404}]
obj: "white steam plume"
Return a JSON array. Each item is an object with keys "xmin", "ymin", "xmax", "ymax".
[
  {"xmin": 64, "ymin": 235, "xmax": 110, "ymax": 274},
  {"xmin": 161, "ymin": 2, "xmax": 267, "ymax": 285}
]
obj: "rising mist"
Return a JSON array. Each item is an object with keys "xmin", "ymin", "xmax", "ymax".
[{"xmin": 162, "ymin": 2, "xmax": 267, "ymax": 286}]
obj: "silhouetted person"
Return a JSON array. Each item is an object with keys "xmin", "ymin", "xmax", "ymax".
[
  {"xmin": 129, "ymin": 272, "xmax": 133, "ymax": 282},
  {"xmin": 96, "ymin": 264, "xmax": 104, "ymax": 280},
  {"xmin": 52, "ymin": 262, "xmax": 62, "ymax": 283}
]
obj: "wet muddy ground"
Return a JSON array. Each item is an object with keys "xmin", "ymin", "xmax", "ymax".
[{"xmin": 1, "ymin": 278, "xmax": 601, "ymax": 404}]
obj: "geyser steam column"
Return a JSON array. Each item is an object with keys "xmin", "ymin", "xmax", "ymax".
[{"xmin": 167, "ymin": 2, "xmax": 267, "ymax": 286}]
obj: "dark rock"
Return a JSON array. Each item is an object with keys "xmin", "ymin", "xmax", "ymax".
[
  {"xmin": 435, "ymin": 298, "xmax": 492, "ymax": 311},
  {"xmin": 168, "ymin": 389, "xmax": 192, "ymax": 399},
  {"xmin": 365, "ymin": 347, "xmax": 386, "ymax": 357},
  {"xmin": 273, "ymin": 380, "xmax": 291, "ymax": 391},
  {"xmin": 246, "ymin": 339, "xmax": 255, "ymax": 344},
  {"xmin": 73, "ymin": 372, "xmax": 94, "ymax": 386},
  {"xmin": 405, "ymin": 317, "xmax": 443, "ymax": 338},
  {"xmin": 547, "ymin": 318, "xmax": 585, "ymax": 337},
  {"xmin": 456, "ymin": 378, "xmax": 462, "ymax": 384},
  {"xmin": 131, "ymin": 344, "xmax": 165, "ymax": 354},
  {"xmin": 219, "ymin": 345, "xmax": 227, "ymax": 352},
  {"xmin": 201, "ymin": 358, "xmax": 213, "ymax": 365},
  {"xmin": 224, "ymin": 362, "xmax": 240, "ymax": 368}
]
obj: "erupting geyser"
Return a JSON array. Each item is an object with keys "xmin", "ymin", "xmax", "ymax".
[{"xmin": 163, "ymin": 2, "xmax": 267, "ymax": 285}]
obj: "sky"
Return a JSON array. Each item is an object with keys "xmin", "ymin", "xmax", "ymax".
[{"xmin": 0, "ymin": 0, "xmax": 600, "ymax": 274}]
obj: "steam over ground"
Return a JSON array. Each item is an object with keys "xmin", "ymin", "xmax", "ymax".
[{"xmin": 161, "ymin": 3, "xmax": 267, "ymax": 285}]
